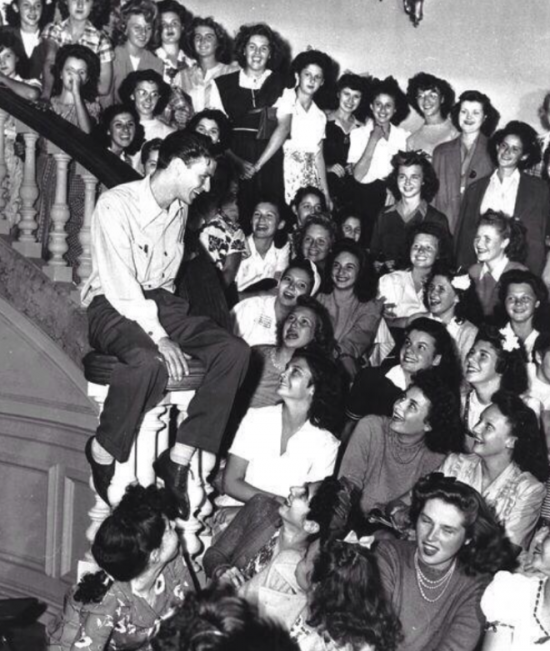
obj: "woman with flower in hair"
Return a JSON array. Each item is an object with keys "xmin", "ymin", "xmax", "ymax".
[
  {"xmin": 468, "ymin": 210, "xmax": 527, "ymax": 317},
  {"xmin": 455, "ymin": 120, "xmax": 550, "ymax": 275},
  {"xmin": 495, "ymin": 269, "xmax": 550, "ymax": 360},
  {"xmin": 417, "ymin": 261, "xmax": 482, "ymax": 367},
  {"xmin": 290, "ymin": 537, "xmax": 402, "ymax": 651},
  {"xmin": 346, "ymin": 76, "xmax": 410, "ymax": 244},
  {"xmin": 462, "ymin": 326, "xmax": 531, "ymax": 440},
  {"xmin": 440, "ymin": 390, "xmax": 548, "ymax": 550}
]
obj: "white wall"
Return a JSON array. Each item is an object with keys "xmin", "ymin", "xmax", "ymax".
[{"xmin": 185, "ymin": 0, "xmax": 550, "ymax": 132}]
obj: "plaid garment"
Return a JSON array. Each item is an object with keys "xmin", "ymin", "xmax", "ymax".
[{"xmin": 41, "ymin": 19, "xmax": 114, "ymax": 63}]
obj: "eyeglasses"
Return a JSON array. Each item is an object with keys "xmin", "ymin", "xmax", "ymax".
[
  {"xmin": 135, "ymin": 88, "xmax": 160, "ymax": 101},
  {"xmin": 129, "ymin": 24, "xmax": 153, "ymax": 36}
]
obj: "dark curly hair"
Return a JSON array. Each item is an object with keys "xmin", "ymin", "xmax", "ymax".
[
  {"xmin": 294, "ymin": 213, "xmax": 338, "ymax": 262},
  {"xmin": 119, "ymin": 69, "xmax": 171, "ymax": 115},
  {"xmin": 490, "ymin": 390, "xmax": 549, "ymax": 482},
  {"xmin": 470, "ymin": 325, "xmax": 529, "ymax": 394},
  {"xmin": 0, "ymin": 29, "xmax": 25, "ymax": 61},
  {"xmin": 423, "ymin": 261, "xmax": 484, "ymax": 326},
  {"xmin": 280, "ymin": 257, "xmax": 316, "ymax": 295},
  {"xmin": 51, "ymin": 44, "xmax": 100, "ymax": 102},
  {"xmin": 290, "ymin": 49, "xmax": 337, "ymax": 109},
  {"xmin": 233, "ymin": 23, "xmax": 285, "ymax": 72},
  {"xmin": 74, "ymin": 484, "xmax": 178, "ymax": 605},
  {"xmin": 5, "ymin": 0, "xmax": 49, "ymax": 29},
  {"xmin": 322, "ymin": 239, "xmax": 378, "ymax": 302},
  {"xmin": 187, "ymin": 109, "xmax": 232, "ymax": 152},
  {"xmin": 183, "ymin": 15, "xmax": 233, "ymax": 64},
  {"xmin": 306, "ymin": 476, "xmax": 358, "ymax": 543},
  {"xmin": 386, "ymin": 150, "xmax": 439, "ymax": 203},
  {"xmin": 332, "ymin": 72, "xmax": 372, "ymax": 122},
  {"xmin": 490, "ymin": 120, "xmax": 541, "ymax": 171},
  {"xmin": 95, "ymin": 103, "xmax": 145, "ymax": 156},
  {"xmin": 140, "ymin": 136, "xmax": 162, "ymax": 167},
  {"xmin": 112, "ymin": 0, "xmax": 158, "ymax": 47},
  {"xmin": 406, "ymin": 72, "xmax": 456, "ymax": 119},
  {"xmin": 409, "ymin": 368, "xmax": 465, "ymax": 454},
  {"xmin": 277, "ymin": 295, "xmax": 335, "ymax": 356},
  {"xmin": 534, "ymin": 332, "xmax": 550, "ymax": 362},
  {"xmin": 57, "ymin": 0, "xmax": 110, "ymax": 28},
  {"xmin": 476, "ymin": 211, "xmax": 527, "ymax": 264},
  {"xmin": 450, "ymin": 90, "xmax": 500, "ymax": 137},
  {"xmin": 405, "ymin": 317, "xmax": 464, "ymax": 399},
  {"xmin": 367, "ymin": 76, "xmax": 410, "ymax": 126},
  {"xmin": 153, "ymin": 0, "xmax": 189, "ymax": 51},
  {"xmin": 410, "ymin": 473, "xmax": 517, "ymax": 576},
  {"xmin": 403, "ymin": 220, "xmax": 454, "ymax": 269},
  {"xmin": 307, "ymin": 539, "xmax": 402, "ymax": 651},
  {"xmin": 152, "ymin": 584, "xmax": 300, "ymax": 651},
  {"xmin": 497, "ymin": 268, "xmax": 550, "ymax": 333},
  {"xmin": 295, "ymin": 346, "xmax": 345, "ymax": 435}
]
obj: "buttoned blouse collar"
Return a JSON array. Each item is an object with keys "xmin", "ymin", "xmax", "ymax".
[
  {"xmin": 139, "ymin": 175, "xmax": 184, "ymax": 231},
  {"xmin": 480, "ymin": 255, "xmax": 509, "ymax": 282},
  {"xmin": 239, "ymin": 68, "xmax": 272, "ymax": 89}
]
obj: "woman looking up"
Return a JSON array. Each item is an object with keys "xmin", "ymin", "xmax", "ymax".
[
  {"xmin": 441, "ymin": 390, "xmax": 548, "ymax": 550},
  {"xmin": 222, "ymin": 349, "xmax": 343, "ymax": 507},
  {"xmin": 406, "ymin": 72, "xmax": 458, "ymax": 158},
  {"xmin": 432, "ymin": 90, "xmax": 499, "ymax": 234}
]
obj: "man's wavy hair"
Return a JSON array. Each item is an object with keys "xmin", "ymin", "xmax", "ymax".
[
  {"xmin": 51, "ymin": 44, "xmax": 100, "ymax": 102},
  {"xmin": 307, "ymin": 538, "xmax": 403, "ymax": 651},
  {"xmin": 156, "ymin": 129, "xmax": 214, "ymax": 170},
  {"xmin": 406, "ymin": 72, "xmax": 456, "ymax": 119},
  {"xmin": 410, "ymin": 473, "xmax": 517, "ymax": 576}
]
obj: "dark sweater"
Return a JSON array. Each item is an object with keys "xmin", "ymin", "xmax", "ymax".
[{"xmin": 376, "ymin": 538, "xmax": 489, "ymax": 651}]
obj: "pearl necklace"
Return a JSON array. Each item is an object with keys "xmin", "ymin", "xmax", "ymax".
[{"xmin": 414, "ymin": 551, "xmax": 457, "ymax": 603}]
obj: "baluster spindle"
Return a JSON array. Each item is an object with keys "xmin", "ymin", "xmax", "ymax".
[
  {"xmin": 12, "ymin": 129, "xmax": 41, "ymax": 257},
  {"xmin": 75, "ymin": 164, "xmax": 97, "ymax": 287},
  {"xmin": 44, "ymin": 149, "xmax": 72, "ymax": 282}
]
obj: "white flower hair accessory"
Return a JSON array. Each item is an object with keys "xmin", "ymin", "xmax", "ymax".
[
  {"xmin": 499, "ymin": 326, "xmax": 521, "ymax": 352},
  {"xmin": 343, "ymin": 531, "xmax": 375, "ymax": 549},
  {"xmin": 451, "ymin": 273, "xmax": 471, "ymax": 291}
]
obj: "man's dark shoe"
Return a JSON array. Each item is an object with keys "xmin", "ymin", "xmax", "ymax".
[
  {"xmin": 153, "ymin": 450, "xmax": 191, "ymax": 520},
  {"xmin": 85, "ymin": 437, "xmax": 115, "ymax": 506}
]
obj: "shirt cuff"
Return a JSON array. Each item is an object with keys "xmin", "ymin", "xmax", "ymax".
[{"xmin": 145, "ymin": 323, "xmax": 169, "ymax": 345}]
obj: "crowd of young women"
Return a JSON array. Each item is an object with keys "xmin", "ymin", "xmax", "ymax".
[{"xmin": 6, "ymin": 0, "xmax": 549, "ymax": 648}]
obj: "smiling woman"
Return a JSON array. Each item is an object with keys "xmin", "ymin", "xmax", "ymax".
[{"xmin": 376, "ymin": 473, "xmax": 516, "ymax": 651}]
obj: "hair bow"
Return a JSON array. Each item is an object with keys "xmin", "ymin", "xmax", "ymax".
[
  {"xmin": 499, "ymin": 325, "xmax": 521, "ymax": 352},
  {"xmin": 343, "ymin": 531, "xmax": 375, "ymax": 549},
  {"xmin": 451, "ymin": 273, "xmax": 471, "ymax": 291}
]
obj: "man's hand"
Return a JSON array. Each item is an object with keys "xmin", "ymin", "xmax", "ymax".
[
  {"xmin": 157, "ymin": 337, "xmax": 189, "ymax": 381},
  {"xmin": 217, "ymin": 566, "xmax": 247, "ymax": 589}
]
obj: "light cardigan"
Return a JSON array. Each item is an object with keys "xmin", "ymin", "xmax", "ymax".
[{"xmin": 439, "ymin": 453, "xmax": 546, "ymax": 549}]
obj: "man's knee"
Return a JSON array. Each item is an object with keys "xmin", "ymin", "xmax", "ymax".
[{"xmin": 124, "ymin": 345, "xmax": 165, "ymax": 372}]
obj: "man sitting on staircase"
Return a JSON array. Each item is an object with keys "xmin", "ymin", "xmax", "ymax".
[{"xmin": 80, "ymin": 129, "xmax": 250, "ymax": 517}]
